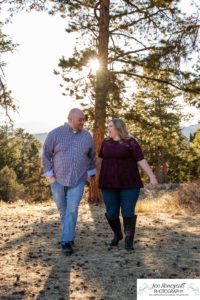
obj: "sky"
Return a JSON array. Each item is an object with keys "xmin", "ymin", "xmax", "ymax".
[
  {"xmin": 2, "ymin": 11, "xmax": 79, "ymax": 133},
  {"xmin": 1, "ymin": 1, "xmax": 200, "ymax": 133}
]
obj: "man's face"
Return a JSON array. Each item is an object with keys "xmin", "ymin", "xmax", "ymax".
[{"xmin": 70, "ymin": 112, "xmax": 85, "ymax": 131}]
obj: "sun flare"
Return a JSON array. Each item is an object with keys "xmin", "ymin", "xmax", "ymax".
[{"xmin": 88, "ymin": 58, "xmax": 100, "ymax": 72}]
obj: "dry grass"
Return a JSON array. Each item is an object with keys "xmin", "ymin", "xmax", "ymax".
[
  {"xmin": 137, "ymin": 181, "xmax": 200, "ymax": 215},
  {"xmin": 0, "ymin": 190, "xmax": 200, "ymax": 300},
  {"xmin": 173, "ymin": 180, "xmax": 200, "ymax": 212},
  {"xmin": 136, "ymin": 193, "xmax": 182, "ymax": 214}
]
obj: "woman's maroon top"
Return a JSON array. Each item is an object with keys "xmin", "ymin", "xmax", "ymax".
[{"xmin": 98, "ymin": 138, "xmax": 144, "ymax": 189}]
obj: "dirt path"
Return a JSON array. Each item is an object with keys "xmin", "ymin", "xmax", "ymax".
[{"xmin": 0, "ymin": 201, "xmax": 199, "ymax": 300}]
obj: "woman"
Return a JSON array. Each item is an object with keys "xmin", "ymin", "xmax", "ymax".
[{"xmin": 98, "ymin": 118, "xmax": 158, "ymax": 251}]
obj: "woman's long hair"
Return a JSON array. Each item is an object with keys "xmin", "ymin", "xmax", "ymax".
[{"xmin": 111, "ymin": 118, "xmax": 130, "ymax": 140}]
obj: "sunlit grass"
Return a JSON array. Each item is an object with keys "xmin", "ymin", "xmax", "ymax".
[{"xmin": 136, "ymin": 193, "xmax": 181, "ymax": 214}]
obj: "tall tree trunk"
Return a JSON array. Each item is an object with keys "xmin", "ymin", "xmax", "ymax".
[
  {"xmin": 89, "ymin": 0, "xmax": 110, "ymax": 203},
  {"xmin": 94, "ymin": 0, "xmax": 110, "ymax": 150},
  {"xmin": 155, "ymin": 147, "xmax": 168, "ymax": 183},
  {"xmin": 154, "ymin": 98, "xmax": 168, "ymax": 183}
]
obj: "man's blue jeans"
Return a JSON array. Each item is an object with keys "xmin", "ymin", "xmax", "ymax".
[
  {"xmin": 51, "ymin": 180, "xmax": 85, "ymax": 243},
  {"xmin": 101, "ymin": 188, "xmax": 140, "ymax": 219}
]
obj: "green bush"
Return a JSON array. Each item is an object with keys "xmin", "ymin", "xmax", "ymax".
[{"xmin": 0, "ymin": 166, "xmax": 24, "ymax": 201}]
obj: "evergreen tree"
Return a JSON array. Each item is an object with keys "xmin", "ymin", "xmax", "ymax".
[
  {"xmin": 1, "ymin": 1, "xmax": 200, "ymax": 200},
  {"xmin": 123, "ymin": 72, "xmax": 200, "ymax": 183},
  {"xmin": 14, "ymin": 128, "xmax": 50, "ymax": 201},
  {"xmin": 0, "ymin": 25, "xmax": 17, "ymax": 119},
  {"xmin": 167, "ymin": 139, "xmax": 200, "ymax": 182},
  {"xmin": 193, "ymin": 128, "xmax": 200, "ymax": 155},
  {"xmin": 0, "ymin": 125, "xmax": 19, "ymax": 170},
  {"xmin": 0, "ymin": 125, "xmax": 50, "ymax": 201},
  {"xmin": 0, "ymin": 166, "xmax": 23, "ymax": 201},
  {"xmin": 52, "ymin": 0, "xmax": 200, "ymax": 199},
  {"xmin": 124, "ymin": 74, "xmax": 183, "ymax": 183},
  {"xmin": 53, "ymin": 1, "xmax": 200, "ymax": 145},
  {"xmin": 191, "ymin": 128, "xmax": 200, "ymax": 179}
]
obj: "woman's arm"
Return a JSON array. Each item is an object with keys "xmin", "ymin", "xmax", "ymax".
[
  {"xmin": 96, "ymin": 140, "xmax": 104, "ymax": 166},
  {"xmin": 137, "ymin": 159, "xmax": 158, "ymax": 188},
  {"xmin": 96, "ymin": 156, "xmax": 103, "ymax": 166}
]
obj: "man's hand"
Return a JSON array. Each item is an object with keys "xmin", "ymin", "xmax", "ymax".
[{"xmin": 49, "ymin": 176, "xmax": 56, "ymax": 184}]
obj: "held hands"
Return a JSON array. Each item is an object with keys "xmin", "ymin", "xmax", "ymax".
[
  {"xmin": 150, "ymin": 175, "xmax": 158, "ymax": 188},
  {"xmin": 87, "ymin": 175, "xmax": 95, "ymax": 184},
  {"xmin": 49, "ymin": 176, "xmax": 56, "ymax": 184}
]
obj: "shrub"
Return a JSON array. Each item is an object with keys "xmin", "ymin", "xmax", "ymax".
[
  {"xmin": 0, "ymin": 166, "xmax": 24, "ymax": 201},
  {"xmin": 174, "ymin": 179, "xmax": 200, "ymax": 212}
]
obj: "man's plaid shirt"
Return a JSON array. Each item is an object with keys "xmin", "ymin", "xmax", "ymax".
[{"xmin": 42, "ymin": 123, "xmax": 96, "ymax": 187}]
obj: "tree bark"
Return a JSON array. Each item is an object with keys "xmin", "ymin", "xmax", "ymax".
[
  {"xmin": 155, "ymin": 147, "xmax": 168, "ymax": 183},
  {"xmin": 89, "ymin": 0, "xmax": 110, "ymax": 203}
]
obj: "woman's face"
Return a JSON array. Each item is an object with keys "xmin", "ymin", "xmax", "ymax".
[{"xmin": 108, "ymin": 121, "xmax": 119, "ymax": 139}]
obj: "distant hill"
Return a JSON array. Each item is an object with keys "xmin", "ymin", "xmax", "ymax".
[
  {"xmin": 34, "ymin": 133, "xmax": 48, "ymax": 145},
  {"xmin": 34, "ymin": 124, "xmax": 200, "ymax": 146},
  {"xmin": 181, "ymin": 124, "xmax": 200, "ymax": 139}
]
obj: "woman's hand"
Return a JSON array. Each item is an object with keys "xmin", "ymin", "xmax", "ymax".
[
  {"xmin": 137, "ymin": 159, "xmax": 158, "ymax": 188},
  {"xmin": 87, "ymin": 175, "xmax": 95, "ymax": 184},
  {"xmin": 150, "ymin": 175, "xmax": 158, "ymax": 188}
]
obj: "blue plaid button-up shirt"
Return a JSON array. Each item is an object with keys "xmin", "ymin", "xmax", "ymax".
[{"xmin": 42, "ymin": 123, "xmax": 96, "ymax": 187}]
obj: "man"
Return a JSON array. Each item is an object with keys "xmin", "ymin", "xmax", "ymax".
[{"xmin": 42, "ymin": 108, "xmax": 96, "ymax": 255}]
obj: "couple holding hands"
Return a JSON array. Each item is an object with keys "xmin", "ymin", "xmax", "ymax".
[{"xmin": 42, "ymin": 108, "xmax": 158, "ymax": 255}]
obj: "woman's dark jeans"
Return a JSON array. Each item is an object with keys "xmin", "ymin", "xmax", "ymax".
[{"xmin": 101, "ymin": 188, "xmax": 140, "ymax": 219}]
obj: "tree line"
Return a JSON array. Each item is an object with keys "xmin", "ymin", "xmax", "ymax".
[
  {"xmin": 0, "ymin": 0, "xmax": 199, "ymax": 201},
  {"xmin": 0, "ymin": 124, "xmax": 199, "ymax": 201},
  {"xmin": 0, "ymin": 126, "xmax": 50, "ymax": 201}
]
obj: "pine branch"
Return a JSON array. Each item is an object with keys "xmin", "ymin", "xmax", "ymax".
[
  {"xmin": 110, "ymin": 8, "xmax": 142, "ymax": 19},
  {"xmin": 111, "ymin": 32, "xmax": 147, "ymax": 47},
  {"xmin": 94, "ymin": 1, "xmax": 100, "ymax": 21},
  {"xmin": 110, "ymin": 9, "xmax": 164, "ymax": 33},
  {"xmin": 109, "ymin": 46, "xmax": 158, "ymax": 63},
  {"xmin": 113, "ymin": 70, "xmax": 199, "ymax": 94}
]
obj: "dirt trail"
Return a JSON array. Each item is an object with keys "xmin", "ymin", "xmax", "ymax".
[{"xmin": 0, "ymin": 201, "xmax": 199, "ymax": 300}]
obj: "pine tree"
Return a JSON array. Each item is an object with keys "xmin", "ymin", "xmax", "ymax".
[
  {"xmin": 124, "ymin": 73, "xmax": 183, "ymax": 183},
  {"xmin": 0, "ymin": 126, "xmax": 50, "ymax": 201},
  {"xmin": 193, "ymin": 128, "xmax": 200, "ymax": 156},
  {"xmin": 0, "ymin": 166, "xmax": 19, "ymax": 201},
  {"xmin": 52, "ymin": 0, "xmax": 200, "ymax": 200},
  {"xmin": 167, "ymin": 139, "xmax": 200, "ymax": 182},
  {"xmin": 0, "ymin": 25, "xmax": 17, "ymax": 119},
  {"xmin": 54, "ymin": 1, "xmax": 199, "ymax": 134},
  {"xmin": 2, "ymin": 0, "xmax": 200, "ymax": 199}
]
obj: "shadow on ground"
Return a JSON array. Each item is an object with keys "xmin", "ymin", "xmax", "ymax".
[{"xmin": 0, "ymin": 200, "xmax": 199, "ymax": 300}]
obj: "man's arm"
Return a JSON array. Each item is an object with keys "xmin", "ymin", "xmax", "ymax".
[
  {"xmin": 87, "ymin": 136, "xmax": 96, "ymax": 177},
  {"xmin": 42, "ymin": 132, "xmax": 55, "ymax": 180}
]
